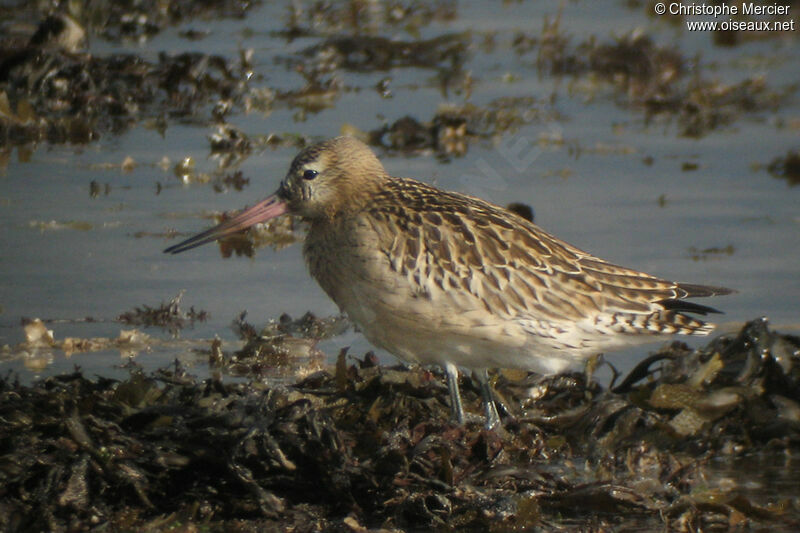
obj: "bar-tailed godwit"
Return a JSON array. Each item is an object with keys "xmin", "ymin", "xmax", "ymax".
[{"xmin": 165, "ymin": 136, "xmax": 733, "ymax": 428}]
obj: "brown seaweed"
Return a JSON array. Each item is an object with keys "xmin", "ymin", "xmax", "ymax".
[{"xmin": 2, "ymin": 319, "xmax": 799, "ymax": 531}]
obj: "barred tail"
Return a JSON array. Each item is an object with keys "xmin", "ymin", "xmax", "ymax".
[{"xmin": 596, "ymin": 310, "xmax": 715, "ymax": 337}]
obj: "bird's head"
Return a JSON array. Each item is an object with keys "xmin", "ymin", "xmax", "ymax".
[
  {"xmin": 279, "ymin": 136, "xmax": 388, "ymax": 220},
  {"xmin": 163, "ymin": 136, "xmax": 387, "ymax": 254}
]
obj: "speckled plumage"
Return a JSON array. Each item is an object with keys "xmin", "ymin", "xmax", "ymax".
[{"xmin": 165, "ymin": 136, "xmax": 733, "ymax": 427}]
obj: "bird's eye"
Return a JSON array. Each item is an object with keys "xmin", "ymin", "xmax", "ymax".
[{"xmin": 302, "ymin": 169, "xmax": 318, "ymax": 180}]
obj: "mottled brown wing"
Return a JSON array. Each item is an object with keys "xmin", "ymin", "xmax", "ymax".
[{"xmin": 371, "ymin": 178, "xmax": 731, "ymax": 325}]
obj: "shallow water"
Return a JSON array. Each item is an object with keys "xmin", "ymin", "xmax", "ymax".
[{"xmin": 1, "ymin": 0, "xmax": 798, "ymax": 385}]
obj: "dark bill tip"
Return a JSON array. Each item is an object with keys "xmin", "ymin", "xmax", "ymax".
[{"xmin": 164, "ymin": 194, "xmax": 288, "ymax": 254}]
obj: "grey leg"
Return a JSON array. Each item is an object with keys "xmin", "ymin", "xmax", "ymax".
[
  {"xmin": 475, "ymin": 369, "xmax": 500, "ymax": 430},
  {"xmin": 445, "ymin": 362, "xmax": 465, "ymax": 424}
]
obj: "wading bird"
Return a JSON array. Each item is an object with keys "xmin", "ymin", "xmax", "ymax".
[{"xmin": 165, "ymin": 136, "xmax": 733, "ymax": 428}]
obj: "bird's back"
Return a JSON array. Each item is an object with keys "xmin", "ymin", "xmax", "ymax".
[{"xmin": 304, "ymin": 176, "xmax": 732, "ymax": 372}]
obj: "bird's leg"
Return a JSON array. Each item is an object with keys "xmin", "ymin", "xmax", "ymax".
[
  {"xmin": 445, "ymin": 362, "xmax": 465, "ymax": 425},
  {"xmin": 475, "ymin": 368, "xmax": 501, "ymax": 430}
]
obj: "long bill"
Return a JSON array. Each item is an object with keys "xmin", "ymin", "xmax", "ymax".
[{"xmin": 163, "ymin": 193, "xmax": 288, "ymax": 254}]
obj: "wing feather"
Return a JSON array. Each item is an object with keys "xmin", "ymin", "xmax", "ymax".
[{"xmin": 369, "ymin": 177, "xmax": 731, "ymax": 330}]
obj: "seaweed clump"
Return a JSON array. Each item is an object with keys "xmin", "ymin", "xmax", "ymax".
[
  {"xmin": 117, "ymin": 291, "xmax": 208, "ymax": 336},
  {"xmin": 1, "ymin": 319, "xmax": 799, "ymax": 531},
  {"xmin": 515, "ymin": 27, "xmax": 788, "ymax": 138},
  {"xmin": 0, "ymin": 2, "xmax": 267, "ymax": 148},
  {"xmin": 0, "ymin": 46, "xmax": 253, "ymax": 146},
  {"xmin": 367, "ymin": 97, "xmax": 548, "ymax": 158},
  {"xmin": 767, "ymin": 149, "xmax": 800, "ymax": 186}
]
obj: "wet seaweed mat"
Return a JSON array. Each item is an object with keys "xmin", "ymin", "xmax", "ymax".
[{"xmin": 1, "ymin": 319, "xmax": 799, "ymax": 531}]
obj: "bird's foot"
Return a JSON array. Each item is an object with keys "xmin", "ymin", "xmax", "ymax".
[{"xmin": 483, "ymin": 399, "xmax": 501, "ymax": 430}]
